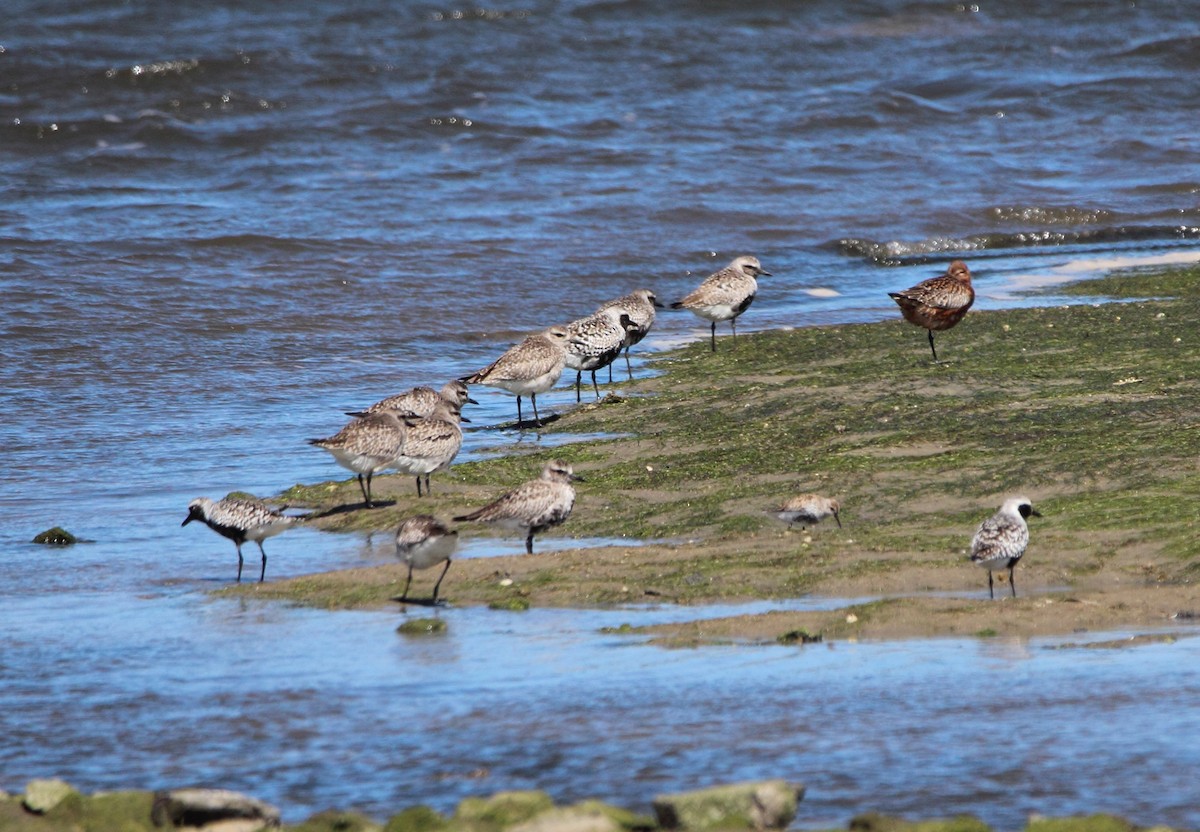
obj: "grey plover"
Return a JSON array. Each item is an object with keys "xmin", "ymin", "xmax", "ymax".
[
  {"xmin": 453, "ymin": 459, "xmax": 582, "ymax": 554},
  {"xmin": 393, "ymin": 515, "xmax": 459, "ymax": 604},
  {"xmin": 888, "ymin": 260, "xmax": 975, "ymax": 362},
  {"xmin": 349, "ymin": 379, "xmax": 477, "ymax": 419},
  {"xmin": 970, "ymin": 496, "xmax": 1041, "ymax": 599},
  {"xmin": 597, "ymin": 288, "xmax": 664, "ymax": 380},
  {"xmin": 391, "ymin": 401, "xmax": 466, "ymax": 497},
  {"xmin": 770, "ymin": 493, "xmax": 842, "ymax": 530},
  {"xmin": 563, "ymin": 308, "xmax": 635, "ymax": 402},
  {"xmin": 671, "ymin": 255, "xmax": 771, "ymax": 352},
  {"xmin": 306, "ymin": 410, "xmax": 408, "ymax": 507},
  {"xmin": 182, "ymin": 496, "xmax": 299, "ymax": 582},
  {"xmin": 460, "ymin": 326, "xmax": 571, "ymax": 427}
]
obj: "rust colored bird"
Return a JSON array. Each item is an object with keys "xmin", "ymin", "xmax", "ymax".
[{"xmin": 887, "ymin": 260, "xmax": 975, "ymax": 361}]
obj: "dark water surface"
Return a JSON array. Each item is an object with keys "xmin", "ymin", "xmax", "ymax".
[{"xmin": 3, "ymin": 0, "xmax": 1200, "ymax": 827}]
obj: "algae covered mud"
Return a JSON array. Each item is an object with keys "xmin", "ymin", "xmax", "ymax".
[{"xmin": 252, "ymin": 266, "xmax": 1200, "ymax": 642}]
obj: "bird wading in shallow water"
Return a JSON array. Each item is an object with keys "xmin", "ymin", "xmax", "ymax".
[
  {"xmin": 393, "ymin": 515, "xmax": 459, "ymax": 605},
  {"xmin": 460, "ymin": 326, "xmax": 570, "ymax": 428},
  {"xmin": 182, "ymin": 496, "xmax": 299, "ymax": 582},
  {"xmin": 888, "ymin": 260, "xmax": 975, "ymax": 362},
  {"xmin": 671, "ymin": 255, "xmax": 770, "ymax": 352},
  {"xmin": 970, "ymin": 496, "xmax": 1041, "ymax": 599},
  {"xmin": 597, "ymin": 288, "xmax": 664, "ymax": 381},
  {"xmin": 453, "ymin": 460, "xmax": 582, "ymax": 554}
]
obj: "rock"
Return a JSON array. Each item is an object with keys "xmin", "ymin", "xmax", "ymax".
[
  {"xmin": 653, "ymin": 780, "xmax": 804, "ymax": 831},
  {"xmin": 455, "ymin": 791, "xmax": 555, "ymax": 829},
  {"xmin": 1025, "ymin": 816, "xmax": 1137, "ymax": 832},
  {"xmin": 22, "ymin": 778, "xmax": 78, "ymax": 814},
  {"xmin": 384, "ymin": 805, "xmax": 451, "ymax": 832},
  {"xmin": 509, "ymin": 801, "xmax": 655, "ymax": 832},
  {"xmin": 289, "ymin": 808, "xmax": 383, "ymax": 831},
  {"xmin": 150, "ymin": 788, "xmax": 281, "ymax": 829},
  {"xmin": 31, "ymin": 527, "xmax": 78, "ymax": 545},
  {"xmin": 397, "ymin": 618, "xmax": 448, "ymax": 636},
  {"xmin": 488, "ymin": 597, "xmax": 531, "ymax": 612},
  {"xmin": 849, "ymin": 814, "xmax": 991, "ymax": 832}
]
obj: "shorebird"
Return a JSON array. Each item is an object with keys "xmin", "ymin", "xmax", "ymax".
[
  {"xmin": 453, "ymin": 459, "xmax": 582, "ymax": 554},
  {"xmin": 460, "ymin": 326, "xmax": 571, "ymax": 428},
  {"xmin": 887, "ymin": 260, "xmax": 975, "ymax": 362},
  {"xmin": 349, "ymin": 379, "xmax": 477, "ymax": 419},
  {"xmin": 597, "ymin": 288, "xmax": 664, "ymax": 380},
  {"xmin": 182, "ymin": 496, "xmax": 299, "ymax": 582},
  {"xmin": 671, "ymin": 255, "xmax": 771, "ymax": 352},
  {"xmin": 769, "ymin": 494, "xmax": 842, "ymax": 530},
  {"xmin": 393, "ymin": 515, "xmax": 459, "ymax": 605},
  {"xmin": 970, "ymin": 496, "xmax": 1041, "ymax": 599},
  {"xmin": 306, "ymin": 410, "xmax": 408, "ymax": 508},
  {"xmin": 390, "ymin": 401, "xmax": 466, "ymax": 497},
  {"xmin": 563, "ymin": 308, "xmax": 635, "ymax": 402}
]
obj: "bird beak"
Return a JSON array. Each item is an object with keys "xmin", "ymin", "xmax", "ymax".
[
  {"xmin": 466, "ymin": 396, "xmax": 479, "ymax": 405},
  {"xmin": 571, "ymin": 473, "xmax": 586, "ymax": 482},
  {"xmin": 459, "ymin": 415, "xmax": 472, "ymax": 424},
  {"xmin": 1030, "ymin": 508, "xmax": 1043, "ymax": 518},
  {"xmin": 652, "ymin": 299, "xmax": 666, "ymax": 308},
  {"xmin": 181, "ymin": 514, "xmax": 194, "ymax": 527},
  {"xmin": 833, "ymin": 511, "xmax": 842, "ymax": 528},
  {"xmin": 759, "ymin": 270, "xmax": 773, "ymax": 277}
]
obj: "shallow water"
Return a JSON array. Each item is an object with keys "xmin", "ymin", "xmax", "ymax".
[{"xmin": 4, "ymin": 0, "xmax": 1200, "ymax": 826}]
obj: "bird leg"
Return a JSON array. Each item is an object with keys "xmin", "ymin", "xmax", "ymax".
[
  {"xmin": 236, "ymin": 543, "xmax": 244, "ymax": 583},
  {"xmin": 710, "ymin": 321, "xmax": 717, "ymax": 352},
  {"xmin": 257, "ymin": 542, "xmax": 267, "ymax": 583},
  {"xmin": 431, "ymin": 559, "xmax": 452, "ymax": 604},
  {"xmin": 575, "ymin": 371, "xmax": 582, "ymax": 403},
  {"xmin": 928, "ymin": 329, "xmax": 939, "ymax": 362},
  {"xmin": 623, "ymin": 346, "xmax": 632, "ymax": 380},
  {"xmin": 525, "ymin": 530, "xmax": 535, "ymax": 554},
  {"xmin": 356, "ymin": 473, "xmax": 372, "ymax": 507},
  {"xmin": 590, "ymin": 369, "xmax": 600, "ymax": 399},
  {"xmin": 731, "ymin": 317, "xmax": 738, "ymax": 346},
  {"xmin": 398, "ymin": 564, "xmax": 414, "ymax": 602},
  {"xmin": 987, "ymin": 571, "xmax": 994, "ymax": 599},
  {"xmin": 424, "ymin": 474, "xmax": 432, "ymax": 495},
  {"xmin": 516, "ymin": 395, "xmax": 524, "ymax": 426},
  {"xmin": 1009, "ymin": 565, "xmax": 1017, "ymax": 598},
  {"xmin": 530, "ymin": 393, "xmax": 542, "ymax": 427},
  {"xmin": 415, "ymin": 476, "xmax": 423, "ymax": 497}
]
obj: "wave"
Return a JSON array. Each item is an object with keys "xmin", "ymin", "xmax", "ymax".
[{"xmin": 836, "ymin": 225, "xmax": 1200, "ymax": 263}]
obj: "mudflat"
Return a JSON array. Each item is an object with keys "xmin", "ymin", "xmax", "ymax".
[{"xmin": 226, "ymin": 265, "xmax": 1200, "ymax": 645}]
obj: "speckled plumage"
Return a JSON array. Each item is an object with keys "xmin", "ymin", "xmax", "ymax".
[
  {"xmin": 888, "ymin": 260, "xmax": 975, "ymax": 361},
  {"xmin": 182, "ymin": 496, "xmax": 299, "ymax": 582},
  {"xmin": 453, "ymin": 460, "xmax": 582, "ymax": 554},
  {"xmin": 307, "ymin": 410, "xmax": 408, "ymax": 507},
  {"xmin": 970, "ymin": 496, "xmax": 1041, "ymax": 599},
  {"xmin": 353, "ymin": 380, "xmax": 477, "ymax": 418},
  {"xmin": 771, "ymin": 494, "xmax": 841, "ymax": 530},
  {"xmin": 391, "ymin": 401, "xmax": 465, "ymax": 497},
  {"xmin": 460, "ymin": 326, "xmax": 571, "ymax": 427},
  {"xmin": 394, "ymin": 515, "xmax": 459, "ymax": 604},
  {"xmin": 597, "ymin": 288, "xmax": 663, "ymax": 379},
  {"xmin": 671, "ymin": 256, "xmax": 770, "ymax": 351},
  {"xmin": 563, "ymin": 308, "xmax": 634, "ymax": 401}
]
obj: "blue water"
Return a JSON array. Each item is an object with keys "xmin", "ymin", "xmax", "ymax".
[{"xmin": 3, "ymin": 0, "xmax": 1200, "ymax": 827}]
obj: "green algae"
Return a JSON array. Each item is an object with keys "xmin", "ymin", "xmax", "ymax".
[
  {"xmin": 396, "ymin": 617, "xmax": 448, "ymax": 635},
  {"xmin": 31, "ymin": 527, "xmax": 77, "ymax": 545},
  {"xmin": 252, "ymin": 263, "xmax": 1200, "ymax": 610}
]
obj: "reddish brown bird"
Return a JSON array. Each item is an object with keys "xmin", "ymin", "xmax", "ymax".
[{"xmin": 887, "ymin": 260, "xmax": 975, "ymax": 361}]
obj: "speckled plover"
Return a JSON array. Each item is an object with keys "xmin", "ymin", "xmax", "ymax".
[
  {"xmin": 597, "ymin": 288, "xmax": 663, "ymax": 380},
  {"xmin": 970, "ymin": 496, "xmax": 1041, "ymax": 599},
  {"xmin": 671, "ymin": 256, "xmax": 770, "ymax": 352},
  {"xmin": 306, "ymin": 410, "xmax": 408, "ymax": 507},
  {"xmin": 350, "ymin": 379, "xmax": 477, "ymax": 419},
  {"xmin": 563, "ymin": 308, "xmax": 635, "ymax": 402},
  {"xmin": 391, "ymin": 400, "xmax": 466, "ymax": 497},
  {"xmin": 393, "ymin": 515, "xmax": 459, "ymax": 605},
  {"xmin": 460, "ymin": 326, "xmax": 570, "ymax": 427},
  {"xmin": 453, "ymin": 459, "xmax": 582, "ymax": 554},
  {"xmin": 182, "ymin": 496, "xmax": 299, "ymax": 582}
]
